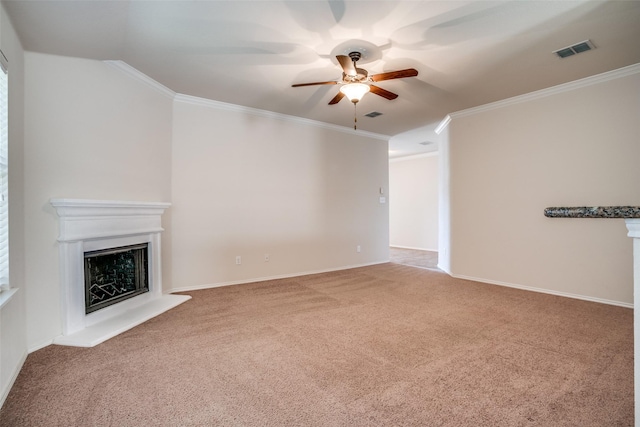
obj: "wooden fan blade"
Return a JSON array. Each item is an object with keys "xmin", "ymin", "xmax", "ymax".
[
  {"xmin": 292, "ymin": 81, "xmax": 338, "ymax": 87},
  {"xmin": 370, "ymin": 68, "xmax": 418, "ymax": 82},
  {"xmin": 369, "ymin": 85, "xmax": 398, "ymax": 100},
  {"xmin": 328, "ymin": 91, "xmax": 345, "ymax": 105},
  {"xmin": 336, "ymin": 55, "xmax": 357, "ymax": 76}
]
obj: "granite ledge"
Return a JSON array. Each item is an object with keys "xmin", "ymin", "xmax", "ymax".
[{"xmin": 544, "ymin": 206, "xmax": 640, "ymax": 219}]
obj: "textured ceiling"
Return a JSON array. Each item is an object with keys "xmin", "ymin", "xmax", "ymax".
[{"xmin": 4, "ymin": 0, "xmax": 640, "ymax": 157}]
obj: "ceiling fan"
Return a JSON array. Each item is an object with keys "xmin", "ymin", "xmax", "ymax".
[
  {"xmin": 292, "ymin": 51, "xmax": 418, "ymax": 104},
  {"xmin": 292, "ymin": 51, "xmax": 418, "ymax": 129}
]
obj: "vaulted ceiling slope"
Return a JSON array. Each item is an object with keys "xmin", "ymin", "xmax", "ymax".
[{"xmin": 4, "ymin": 0, "xmax": 640, "ymax": 140}]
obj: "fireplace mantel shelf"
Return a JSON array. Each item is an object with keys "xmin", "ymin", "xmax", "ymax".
[{"xmin": 544, "ymin": 206, "xmax": 640, "ymax": 218}]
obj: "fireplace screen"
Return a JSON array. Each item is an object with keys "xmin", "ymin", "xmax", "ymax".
[{"xmin": 84, "ymin": 243, "xmax": 149, "ymax": 314}]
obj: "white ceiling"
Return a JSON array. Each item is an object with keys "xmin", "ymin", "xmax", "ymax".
[{"xmin": 4, "ymin": 0, "xmax": 640, "ymax": 157}]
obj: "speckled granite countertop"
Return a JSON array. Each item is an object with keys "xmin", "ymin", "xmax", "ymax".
[{"xmin": 544, "ymin": 206, "xmax": 640, "ymax": 218}]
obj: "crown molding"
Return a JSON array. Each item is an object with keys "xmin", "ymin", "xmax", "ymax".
[
  {"xmin": 435, "ymin": 115, "xmax": 451, "ymax": 135},
  {"xmin": 104, "ymin": 60, "xmax": 176, "ymax": 99},
  {"xmin": 434, "ymin": 62, "xmax": 640, "ymax": 133},
  {"xmin": 104, "ymin": 60, "xmax": 388, "ymax": 140},
  {"xmin": 174, "ymin": 93, "xmax": 390, "ymax": 141}
]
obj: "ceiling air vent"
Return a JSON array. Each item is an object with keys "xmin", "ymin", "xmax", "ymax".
[
  {"xmin": 553, "ymin": 40, "xmax": 595, "ymax": 58},
  {"xmin": 364, "ymin": 111, "xmax": 383, "ymax": 118}
]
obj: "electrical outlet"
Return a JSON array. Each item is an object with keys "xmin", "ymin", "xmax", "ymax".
[
  {"xmin": 235, "ymin": 256, "xmax": 241, "ymax": 265},
  {"xmin": 357, "ymin": 245, "xmax": 361, "ymax": 253},
  {"xmin": 264, "ymin": 254, "xmax": 270, "ymax": 262}
]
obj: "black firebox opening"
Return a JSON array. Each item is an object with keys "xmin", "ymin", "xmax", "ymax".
[{"xmin": 84, "ymin": 243, "xmax": 149, "ymax": 314}]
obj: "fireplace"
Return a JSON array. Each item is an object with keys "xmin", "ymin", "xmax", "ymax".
[{"xmin": 50, "ymin": 199, "xmax": 191, "ymax": 347}]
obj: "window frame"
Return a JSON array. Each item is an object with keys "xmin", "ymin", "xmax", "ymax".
[{"xmin": 0, "ymin": 49, "xmax": 9, "ymax": 293}]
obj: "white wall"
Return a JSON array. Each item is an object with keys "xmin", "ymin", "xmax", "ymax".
[
  {"xmin": 0, "ymin": 2, "xmax": 27, "ymax": 407},
  {"xmin": 446, "ymin": 66, "xmax": 640, "ymax": 306},
  {"xmin": 170, "ymin": 97, "xmax": 389, "ymax": 290},
  {"xmin": 23, "ymin": 53, "xmax": 173, "ymax": 350},
  {"xmin": 437, "ymin": 124, "xmax": 451, "ymax": 273},
  {"xmin": 389, "ymin": 153, "xmax": 439, "ymax": 251}
]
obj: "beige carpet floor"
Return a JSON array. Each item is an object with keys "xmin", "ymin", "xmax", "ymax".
[{"xmin": 0, "ymin": 263, "xmax": 633, "ymax": 426}]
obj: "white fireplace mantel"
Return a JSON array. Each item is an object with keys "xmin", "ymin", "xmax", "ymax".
[{"xmin": 50, "ymin": 198, "xmax": 190, "ymax": 347}]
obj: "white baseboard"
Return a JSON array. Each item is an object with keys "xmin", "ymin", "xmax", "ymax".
[
  {"xmin": 390, "ymin": 245, "xmax": 438, "ymax": 252},
  {"xmin": 28, "ymin": 339, "xmax": 55, "ymax": 354},
  {"xmin": 0, "ymin": 350, "xmax": 27, "ymax": 409},
  {"xmin": 169, "ymin": 261, "xmax": 389, "ymax": 293},
  {"xmin": 437, "ymin": 263, "xmax": 452, "ymax": 275},
  {"xmin": 450, "ymin": 273, "xmax": 633, "ymax": 309}
]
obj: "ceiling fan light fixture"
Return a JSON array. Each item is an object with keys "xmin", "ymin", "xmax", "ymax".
[{"xmin": 340, "ymin": 83, "xmax": 370, "ymax": 103}]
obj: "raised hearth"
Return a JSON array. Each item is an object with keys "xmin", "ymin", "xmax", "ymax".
[{"xmin": 50, "ymin": 199, "xmax": 190, "ymax": 347}]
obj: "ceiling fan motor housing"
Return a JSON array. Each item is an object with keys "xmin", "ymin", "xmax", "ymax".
[
  {"xmin": 348, "ymin": 51, "xmax": 362, "ymax": 62},
  {"xmin": 343, "ymin": 68, "xmax": 369, "ymax": 83}
]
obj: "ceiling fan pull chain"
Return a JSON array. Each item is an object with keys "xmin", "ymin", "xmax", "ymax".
[{"xmin": 354, "ymin": 103, "xmax": 357, "ymax": 130}]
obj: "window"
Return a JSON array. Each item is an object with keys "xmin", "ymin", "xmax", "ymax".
[{"xmin": 0, "ymin": 50, "xmax": 8, "ymax": 292}]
